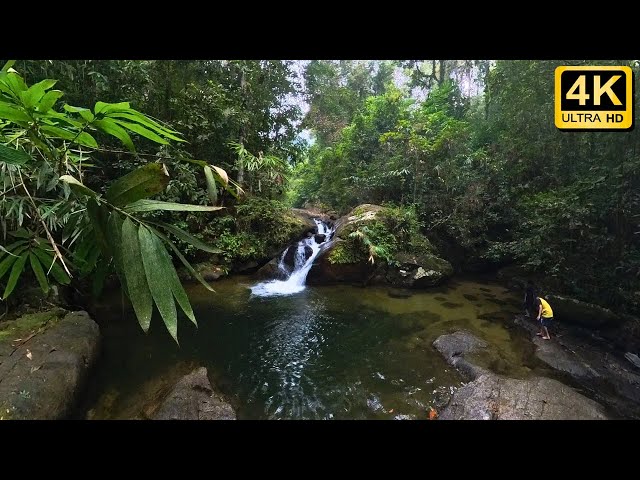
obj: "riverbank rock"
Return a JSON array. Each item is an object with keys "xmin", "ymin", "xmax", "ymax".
[
  {"xmin": 514, "ymin": 314, "xmax": 640, "ymax": 419},
  {"xmin": 308, "ymin": 204, "xmax": 453, "ymax": 288},
  {"xmin": 153, "ymin": 367, "xmax": 236, "ymax": 420},
  {"xmin": 0, "ymin": 309, "xmax": 100, "ymax": 420},
  {"xmin": 178, "ymin": 261, "xmax": 227, "ymax": 283},
  {"xmin": 433, "ymin": 331, "xmax": 608, "ymax": 420},
  {"xmin": 546, "ymin": 294, "xmax": 623, "ymax": 328}
]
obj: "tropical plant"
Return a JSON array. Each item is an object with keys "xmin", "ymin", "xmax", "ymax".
[{"xmin": 0, "ymin": 60, "xmax": 237, "ymax": 342}]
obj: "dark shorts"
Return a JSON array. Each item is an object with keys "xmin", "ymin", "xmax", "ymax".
[{"xmin": 541, "ymin": 316, "xmax": 553, "ymax": 327}]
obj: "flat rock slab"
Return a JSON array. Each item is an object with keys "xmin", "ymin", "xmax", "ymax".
[
  {"xmin": 440, "ymin": 374, "xmax": 608, "ymax": 420},
  {"xmin": 154, "ymin": 367, "xmax": 236, "ymax": 420},
  {"xmin": 0, "ymin": 309, "xmax": 100, "ymax": 420},
  {"xmin": 433, "ymin": 331, "xmax": 608, "ymax": 420}
]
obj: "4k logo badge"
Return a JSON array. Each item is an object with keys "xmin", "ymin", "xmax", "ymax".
[{"xmin": 555, "ymin": 66, "xmax": 633, "ymax": 131}]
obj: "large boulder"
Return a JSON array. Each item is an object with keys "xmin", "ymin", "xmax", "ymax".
[
  {"xmin": 433, "ymin": 331, "xmax": 608, "ymax": 420},
  {"xmin": 546, "ymin": 294, "xmax": 623, "ymax": 328},
  {"xmin": 308, "ymin": 204, "xmax": 453, "ymax": 288},
  {"xmin": 153, "ymin": 367, "xmax": 236, "ymax": 420},
  {"xmin": 0, "ymin": 309, "xmax": 100, "ymax": 420},
  {"xmin": 178, "ymin": 261, "xmax": 227, "ymax": 283}
]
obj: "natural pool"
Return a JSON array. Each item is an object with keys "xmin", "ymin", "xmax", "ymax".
[{"xmin": 81, "ymin": 276, "xmax": 533, "ymax": 420}]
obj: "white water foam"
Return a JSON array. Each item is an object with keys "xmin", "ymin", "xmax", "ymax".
[{"xmin": 251, "ymin": 218, "xmax": 334, "ymax": 297}]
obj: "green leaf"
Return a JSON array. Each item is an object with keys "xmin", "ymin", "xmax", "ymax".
[
  {"xmin": 152, "ymin": 228, "xmax": 215, "ymax": 293},
  {"xmin": 122, "ymin": 218, "xmax": 153, "ymax": 332},
  {"xmin": 0, "ymin": 103, "xmax": 31, "ymax": 124},
  {"xmin": 204, "ymin": 165, "xmax": 218, "ymax": 204},
  {"xmin": 148, "ymin": 220, "xmax": 222, "ymax": 254},
  {"xmin": 139, "ymin": 225, "xmax": 178, "ymax": 342},
  {"xmin": 0, "ymin": 240, "xmax": 27, "ymax": 260},
  {"xmin": 20, "ymin": 79, "xmax": 56, "ymax": 109},
  {"xmin": 105, "ymin": 163, "xmax": 169, "ymax": 207},
  {"xmin": 111, "ymin": 119, "xmax": 170, "ymax": 145},
  {"xmin": 5, "ymin": 72, "xmax": 28, "ymax": 95},
  {"xmin": 0, "ymin": 254, "xmax": 19, "ymax": 281},
  {"xmin": 40, "ymin": 124, "xmax": 77, "ymax": 141},
  {"xmin": 95, "ymin": 101, "xmax": 130, "ymax": 115},
  {"xmin": 32, "ymin": 248, "xmax": 71, "ymax": 285},
  {"xmin": 76, "ymin": 132, "xmax": 98, "ymax": 148},
  {"xmin": 145, "ymin": 227, "xmax": 197, "ymax": 327},
  {"xmin": 31, "ymin": 79, "xmax": 57, "ymax": 91},
  {"xmin": 0, "ymin": 143, "xmax": 32, "ymax": 165},
  {"xmin": 78, "ymin": 110, "xmax": 94, "ymax": 122},
  {"xmin": 124, "ymin": 200, "xmax": 224, "ymax": 213},
  {"xmin": 106, "ymin": 212, "xmax": 128, "ymax": 296},
  {"xmin": 94, "ymin": 118, "xmax": 135, "ymax": 151},
  {"xmin": 107, "ymin": 112, "xmax": 184, "ymax": 141},
  {"xmin": 86, "ymin": 198, "xmax": 110, "ymax": 256},
  {"xmin": 63, "ymin": 105, "xmax": 91, "ymax": 113},
  {"xmin": 36, "ymin": 90, "xmax": 64, "ymax": 113},
  {"xmin": 59, "ymin": 175, "xmax": 99, "ymax": 198},
  {"xmin": 2, "ymin": 251, "xmax": 28, "ymax": 299},
  {"xmin": 1, "ymin": 60, "xmax": 16, "ymax": 73},
  {"xmin": 29, "ymin": 252, "xmax": 49, "ymax": 294}
]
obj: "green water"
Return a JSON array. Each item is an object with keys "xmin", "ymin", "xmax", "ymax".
[{"xmin": 83, "ymin": 277, "xmax": 530, "ymax": 420}]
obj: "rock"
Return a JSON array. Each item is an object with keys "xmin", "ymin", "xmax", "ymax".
[
  {"xmin": 0, "ymin": 309, "xmax": 100, "ymax": 420},
  {"xmin": 178, "ymin": 262, "xmax": 227, "ymax": 283},
  {"xmin": 233, "ymin": 260, "xmax": 259, "ymax": 274},
  {"xmin": 314, "ymin": 234, "xmax": 326, "ymax": 244},
  {"xmin": 625, "ymin": 352, "xmax": 640, "ymax": 370},
  {"xmin": 440, "ymin": 374, "xmax": 608, "ymax": 420},
  {"xmin": 433, "ymin": 331, "xmax": 608, "ymax": 420},
  {"xmin": 388, "ymin": 252, "xmax": 454, "ymax": 288},
  {"xmin": 309, "ymin": 204, "xmax": 453, "ymax": 288},
  {"xmin": 546, "ymin": 294, "xmax": 623, "ymax": 328},
  {"xmin": 254, "ymin": 256, "xmax": 287, "ymax": 280},
  {"xmin": 291, "ymin": 208, "xmax": 323, "ymax": 230},
  {"xmin": 153, "ymin": 367, "xmax": 236, "ymax": 420}
]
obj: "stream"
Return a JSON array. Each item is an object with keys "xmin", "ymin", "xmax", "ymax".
[{"xmin": 81, "ymin": 275, "xmax": 535, "ymax": 419}]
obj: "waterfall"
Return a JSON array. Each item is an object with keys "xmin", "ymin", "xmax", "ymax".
[{"xmin": 251, "ymin": 218, "xmax": 335, "ymax": 297}]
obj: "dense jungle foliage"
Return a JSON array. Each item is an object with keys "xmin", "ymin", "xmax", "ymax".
[{"xmin": 2, "ymin": 59, "xmax": 639, "ymax": 340}]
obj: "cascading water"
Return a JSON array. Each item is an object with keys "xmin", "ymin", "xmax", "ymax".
[{"xmin": 251, "ymin": 218, "xmax": 335, "ymax": 297}]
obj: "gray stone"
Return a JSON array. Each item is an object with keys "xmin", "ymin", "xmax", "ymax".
[
  {"xmin": 154, "ymin": 367, "xmax": 236, "ymax": 420},
  {"xmin": 0, "ymin": 309, "xmax": 100, "ymax": 420},
  {"xmin": 546, "ymin": 294, "xmax": 622, "ymax": 328}
]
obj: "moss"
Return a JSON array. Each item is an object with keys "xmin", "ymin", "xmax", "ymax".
[
  {"xmin": 328, "ymin": 240, "xmax": 364, "ymax": 265},
  {"xmin": 0, "ymin": 307, "xmax": 66, "ymax": 342}
]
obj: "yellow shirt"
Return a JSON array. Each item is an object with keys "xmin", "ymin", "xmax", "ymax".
[{"xmin": 538, "ymin": 297, "xmax": 553, "ymax": 318}]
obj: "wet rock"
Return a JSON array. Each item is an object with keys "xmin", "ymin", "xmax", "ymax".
[
  {"xmin": 546, "ymin": 294, "xmax": 622, "ymax": 328},
  {"xmin": 388, "ymin": 252, "xmax": 454, "ymax": 288},
  {"xmin": 433, "ymin": 331, "xmax": 608, "ymax": 420},
  {"xmin": 233, "ymin": 260, "xmax": 259, "ymax": 274},
  {"xmin": 440, "ymin": 374, "xmax": 607, "ymax": 420},
  {"xmin": 314, "ymin": 234, "xmax": 326, "ymax": 244},
  {"xmin": 254, "ymin": 257, "xmax": 287, "ymax": 280},
  {"xmin": 178, "ymin": 262, "xmax": 227, "ymax": 283},
  {"xmin": 625, "ymin": 352, "xmax": 640, "ymax": 370},
  {"xmin": 154, "ymin": 367, "xmax": 236, "ymax": 420},
  {"xmin": 0, "ymin": 309, "xmax": 100, "ymax": 420}
]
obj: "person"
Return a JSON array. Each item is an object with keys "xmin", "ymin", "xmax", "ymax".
[
  {"xmin": 523, "ymin": 280, "xmax": 537, "ymax": 319},
  {"xmin": 535, "ymin": 296, "xmax": 554, "ymax": 340}
]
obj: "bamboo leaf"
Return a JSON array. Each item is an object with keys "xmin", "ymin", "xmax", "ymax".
[
  {"xmin": 95, "ymin": 101, "xmax": 130, "ymax": 115},
  {"xmin": 76, "ymin": 132, "xmax": 98, "ymax": 149},
  {"xmin": 0, "ymin": 143, "xmax": 32, "ymax": 165},
  {"xmin": 122, "ymin": 217, "xmax": 153, "ymax": 332},
  {"xmin": 152, "ymin": 228, "xmax": 215, "ymax": 293},
  {"xmin": 0, "ymin": 254, "xmax": 19, "ymax": 281},
  {"xmin": 107, "ymin": 212, "xmax": 128, "ymax": 295},
  {"xmin": 29, "ymin": 252, "xmax": 49, "ymax": 294},
  {"xmin": 148, "ymin": 220, "xmax": 222, "ymax": 254},
  {"xmin": 107, "ymin": 111, "xmax": 184, "ymax": 141},
  {"xmin": 111, "ymin": 119, "xmax": 170, "ymax": 145},
  {"xmin": 40, "ymin": 124, "xmax": 77, "ymax": 141},
  {"xmin": 124, "ymin": 199, "xmax": 224, "ymax": 213},
  {"xmin": 32, "ymin": 248, "xmax": 71, "ymax": 285},
  {"xmin": 150, "ymin": 229, "xmax": 197, "ymax": 327},
  {"xmin": 105, "ymin": 163, "xmax": 169, "ymax": 207},
  {"xmin": 94, "ymin": 118, "xmax": 135, "ymax": 152},
  {"xmin": 1, "ymin": 251, "xmax": 28, "ymax": 299},
  {"xmin": 59, "ymin": 175, "xmax": 99, "ymax": 198},
  {"xmin": 139, "ymin": 225, "xmax": 178, "ymax": 342},
  {"xmin": 203, "ymin": 165, "xmax": 218, "ymax": 205},
  {"xmin": 86, "ymin": 198, "xmax": 110, "ymax": 256}
]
